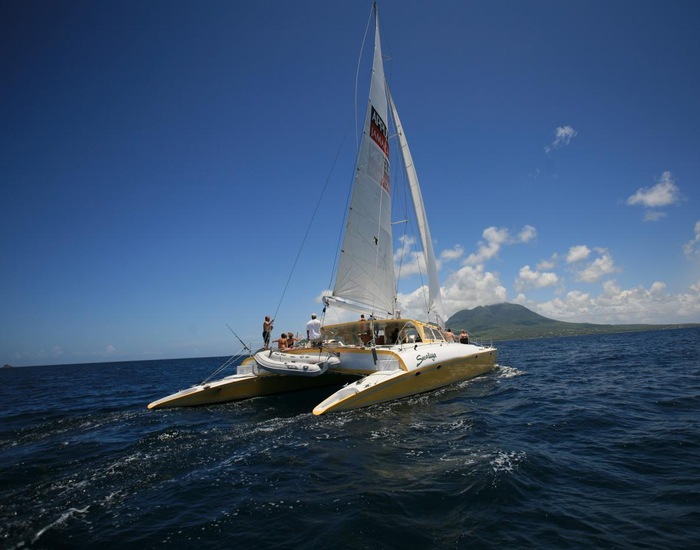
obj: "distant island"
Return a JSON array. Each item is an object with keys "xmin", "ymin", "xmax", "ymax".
[
  {"xmin": 2, "ymin": 364, "xmax": 13, "ymax": 369},
  {"xmin": 446, "ymin": 303, "xmax": 700, "ymax": 342}
]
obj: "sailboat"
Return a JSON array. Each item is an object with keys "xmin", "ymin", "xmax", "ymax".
[{"xmin": 148, "ymin": 4, "xmax": 497, "ymax": 415}]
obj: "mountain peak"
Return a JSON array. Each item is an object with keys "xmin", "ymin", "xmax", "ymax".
[
  {"xmin": 445, "ymin": 302, "xmax": 696, "ymax": 341},
  {"xmin": 446, "ymin": 303, "xmax": 557, "ymax": 333}
]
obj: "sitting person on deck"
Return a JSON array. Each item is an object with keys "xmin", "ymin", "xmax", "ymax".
[
  {"xmin": 275, "ymin": 333, "xmax": 288, "ymax": 350},
  {"xmin": 360, "ymin": 328, "xmax": 372, "ymax": 346}
]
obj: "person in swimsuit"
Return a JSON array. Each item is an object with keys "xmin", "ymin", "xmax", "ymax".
[{"xmin": 275, "ymin": 333, "xmax": 288, "ymax": 350}]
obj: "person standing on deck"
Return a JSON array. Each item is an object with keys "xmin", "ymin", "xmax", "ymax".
[
  {"xmin": 306, "ymin": 313, "xmax": 322, "ymax": 347},
  {"xmin": 263, "ymin": 316, "xmax": 273, "ymax": 350},
  {"xmin": 357, "ymin": 314, "xmax": 368, "ymax": 346}
]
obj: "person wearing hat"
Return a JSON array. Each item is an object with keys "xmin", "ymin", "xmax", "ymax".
[{"xmin": 306, "ymin": 313, "xmax": 322, "ymax": 346}]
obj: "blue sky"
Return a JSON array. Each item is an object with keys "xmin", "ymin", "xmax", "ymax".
[{"xmin": 2, "ymin": 0, "xmax": 699, "ymax": 366}]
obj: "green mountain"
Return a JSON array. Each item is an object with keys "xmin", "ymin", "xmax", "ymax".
[{"xmin": 445, "ymin": 303, "xmax": 699, "ymax": 341}]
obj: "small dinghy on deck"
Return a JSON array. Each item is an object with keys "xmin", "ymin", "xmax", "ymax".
[{"xmin": 254, "ymin": 350, "xmax": 340, "ymax": 377}]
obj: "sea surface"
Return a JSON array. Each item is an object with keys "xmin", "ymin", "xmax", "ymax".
[{"xmin": 1, "ymin": 328, "xmax": 699, "ymax": 549}]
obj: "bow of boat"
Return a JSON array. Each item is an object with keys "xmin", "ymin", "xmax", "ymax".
[{"xmin": 313, "ymin": 343, "xmax": 497, "ymax": 415}]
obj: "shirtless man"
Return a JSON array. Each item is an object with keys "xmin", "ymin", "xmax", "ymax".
[{"xmin": 263, "ymin": 316, "xmax": 273, "ymax": 349}]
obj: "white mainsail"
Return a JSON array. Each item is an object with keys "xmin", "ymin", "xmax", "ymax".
[
  {"xmin": 327, "ymin": 9, "xmax": 395, "ymax": 317},
  {"xmin": 326, "ymin": 5, "xmax": 444, "ymax": 324}
]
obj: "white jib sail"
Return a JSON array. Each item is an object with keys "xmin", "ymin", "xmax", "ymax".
[
  {"xmin": 328, "ymin": 10, "xmax": 395, "ymax": 317},
  {"xmin": 388, "ymin": 88, "xmax": 445, "ymax": 326}
]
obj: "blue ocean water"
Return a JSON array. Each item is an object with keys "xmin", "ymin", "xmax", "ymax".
[{"xmin": 1, "ymin": 328, "xmax": 699, "ymax": 549}]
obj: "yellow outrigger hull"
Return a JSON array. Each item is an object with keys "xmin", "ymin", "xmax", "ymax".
[
  {"xmin": 147, "ymin": 370, "xmax": 355, "ymax": 410},
  {"xmin": 313, "ymin": 349, "xmax": 496, "ymax": 415}
]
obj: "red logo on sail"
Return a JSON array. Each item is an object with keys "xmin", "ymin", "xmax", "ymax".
[
  {"xmin": 381, "ymin": 158, "xmax": 390, "ymax": 193},
  {"xmin": 370, "ymin": 106, "xmax": 389, "ymax": 158}
]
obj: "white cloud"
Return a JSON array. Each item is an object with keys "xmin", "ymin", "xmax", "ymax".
[
  {"xmin": 643, "ymin": 210, "xmax": 667, "ymax": 222},
  {"xmin": 394, "ymin": 235, "xmax": 426, "ymax": 277},
  {"xmin": 436, "ymin": 264, "xmax": 508, "ymax": 318},
  {"xmin": 683, "ymin": 220, "xmax": 700, "ymax": 257},
  {"xmin": 516, "ymin": 225, "xmax": 537, "ymax": 243},
  {"xmin": 515, "ymin": 265, "xmax": 560, "ymax": 291},
  {"xmin": 439, "ymin": 245, "xmax": 464, "ymax": 262},
  {"xmin": 545, "ymin": 125, "xmax": 577, "ymax": 153},
  {"xmin": 394, "ymin": 219, "xmax": 700, "ymax": 325},
  {"xmin": 627, "ymin": 171, "xmax": 682, "ymax": 221},
  {"xmin": 465, "ymin": 225, "xmax": 536, "ymax": 265},
  {"xmin": 395, "ymin": 238, "xmax": 466, "ymax": 280},
  {"xmin": 528, "ymin": 279, "xmax": 700, "ymax": 324},
  {"xmin": 106, "ymin": 344, "xmax": 116, "ymax": 355},
  {"xmin": 465, "ymin": 227, "xmax": 509, "ymax": 264},
  {"xmin": 537, "ymin": 254, "xmax": 558, "ymax": 271},
  {"xmin": 575, "ymin": 248, "xmax": 620, "ymax": 282},
  {"xmin": 566, "ymin": 245, "xmax": 591, "ymax": 263}
]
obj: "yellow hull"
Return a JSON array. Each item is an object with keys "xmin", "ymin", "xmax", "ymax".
[
  {"xmin": 313, "ymin": 350, "xmax": 496, "ymax": 415},
  {"xmin": 147, "ymin": 371, "xmax": 354, "ymax": 409}
]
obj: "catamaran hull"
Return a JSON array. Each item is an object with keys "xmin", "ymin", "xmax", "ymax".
[
  {"xmin": 147, "ymin": 371, "xmax": 353, "ymax": 409},
  {"xmin": 313, "ymin": 347, "xmax": 497, "ymax": 415},
  {"xmin": 148, "ymin": 344, "xmax": 496, "ymax": 411}
]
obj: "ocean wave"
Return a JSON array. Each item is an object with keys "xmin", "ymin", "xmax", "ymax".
[
  {"xmin": 496, "ymin": 365, "xmax": 524, "ymax": 378},
  {"xmin": 32, "ymin": 505, "xmax": 91, "ymax": 544}
]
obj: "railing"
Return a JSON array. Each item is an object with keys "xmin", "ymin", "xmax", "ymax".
[{"xmin": 470, "ymin": 336, "xmax": 494, "ymax": 348}]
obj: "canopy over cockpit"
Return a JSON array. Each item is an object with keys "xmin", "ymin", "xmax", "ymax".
[{"xmin": 321, "ymin": 318, "xmax": 446, "ymax": 347}]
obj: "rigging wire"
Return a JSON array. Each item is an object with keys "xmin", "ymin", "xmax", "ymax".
[
  {"xmin": 354, "ymin": 5, "xmax": 374, "ymax": 150},
  {"xmin": 270, "ymin": 113, "xmax": 355, "ymax": 325},
  {"xmin": 200, "ymin": 350, "xmax": 247, "ymax": 385}
]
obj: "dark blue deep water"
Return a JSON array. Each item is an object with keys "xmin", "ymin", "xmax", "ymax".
[{"xmin": 2, "ymin": 328, "xmax": 699, "ymax": 549}]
